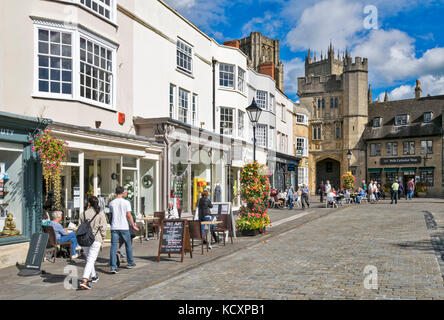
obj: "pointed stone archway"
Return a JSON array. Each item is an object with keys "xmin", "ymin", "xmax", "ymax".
[{"xmin": 316, "ymin": 158, "xmax": 341, "ymax": 191}]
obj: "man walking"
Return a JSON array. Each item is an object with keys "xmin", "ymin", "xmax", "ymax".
[
  {"xmin": 109, "ymin": 186, "xmax": 139, "ymax": 273},
  {"xmin": 391, "ymin": 179, "xmax": 400, "ymax": 204},
  {"xmin": 406, "ymin": 178, "xmax": 415, "ymax": 200},
  {"xmin": 300, "ymin": 184, "xmax": 310, "ymax": 210}
]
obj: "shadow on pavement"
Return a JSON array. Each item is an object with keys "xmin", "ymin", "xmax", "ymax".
[{"xmin": 394, "ymin": 240, "xmax": 434, "ymax": 251}]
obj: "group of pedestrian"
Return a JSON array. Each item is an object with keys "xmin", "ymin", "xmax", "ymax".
[
  {"xmin": 269, "ymin": 184, "xmax": 310, "ymax": 210},
  {"xmin": 390, "ymin": 178, "xmax": 415, "ymax": 204},
  {"xmin": 46, "ymin": 186, "xmax": 139, "ymax": 291}
]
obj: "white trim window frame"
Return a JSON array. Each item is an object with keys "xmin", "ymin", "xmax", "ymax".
[
  {"xmin": 178, "ymin": 88, "xmax": 189, "ymax": 124},
  {"xmin": 268, "ymin": 126, "xmax": 275, "ymax": 150},
  {"xmin": 35, "ymin": 25, "xmax": 74, "ymax": 100},
  {"xmin": 220, "ymin": 107, "xmax": 234, "ymax": 136},
  {"xmin": 296, "ymin": 137, "xmax": 308, "ymax": 157},
  {"xmin": 219, "ymin": 63, "xmax": 235, "ymax": 89},
  {"xmin": 256, "ymin": 124, "xmax": 267, "ymax": 148},
  {"xmin": 78, "ymin": 0, "xmax": 116, "ymax": 22},
  {"xmin": 296, "ymin": 113, "xmax": 307, "ymax": 125},
  {"xmin": 34, "ymin": 21, "xmax": 117, "ymax": 110},
  {"xmin": 256, "ymin": 90, "xmax": 268, "ymax": 110},
  {"xmin": 269, "ymin": 94, "xmax": 275, "ymax": 113},
  {"xmin": 176, "ymin": 39, "xmax": 193, "ymax": 75},
  {"xmin": 192, "ymin": 94, "xmax": 198, "ymax": 127},
  {"xmin": 395, "ymin": 114, "xmax": 408, "ymax": 126},
  {"xmin": 237, "ymin": 67, "xmax": 245, "ymax": 93},
  {"xmin": 238, "ymin": 110, "xmax": 245, "ymax": 138},
  {"xmin": 169, "ymin": 84, "xmax": 176, "ymax": 119}
]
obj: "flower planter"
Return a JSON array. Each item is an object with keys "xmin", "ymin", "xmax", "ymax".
[
  {"xmin": 241, "ymin": 229, "xmax": 260, "ymax": 236},
  {"xmin": 416, "ymin": 192, "xmax": 427, "ymax": 198}
]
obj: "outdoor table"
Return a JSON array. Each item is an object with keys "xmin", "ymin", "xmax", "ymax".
[
  {"xmin": 137, "ymin": 217, "xmax": 160, "ymax": 240},
  {"xmin": 201, "ymin": 220, "xmax": 222, "ymax": 247}
]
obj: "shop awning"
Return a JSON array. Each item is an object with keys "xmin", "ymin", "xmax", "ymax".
[
  {"xmin": 384, "ymin": 168, "xmax": 399, "ymax": 172},
  {"xmin": 419, "ymin": 167, "xmax": 435, "ymax": 171},
  {"xmin": 401, "ymin": 167, "xmax": 416, "ymax": 172},
  {"xmin": 368, "ymin": 168, "xmax": 382, "ymax": 173}
]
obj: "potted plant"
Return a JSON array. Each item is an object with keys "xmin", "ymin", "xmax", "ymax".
[
  {"xmin": 236, "ymin": 161, "xmax": 272, "ymax": 236},
  {"xmin": 415, "ymin": 182, "xmax": 427, "ymax": 197}
]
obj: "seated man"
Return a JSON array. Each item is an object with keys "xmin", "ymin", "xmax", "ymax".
[{"xmin": 49, "ymin": 211, "xmax": 80, "ymax": 259}]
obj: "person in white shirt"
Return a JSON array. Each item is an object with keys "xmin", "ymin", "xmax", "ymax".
[
  {"xmin": 109, "ymin": 186, "xmax": 138, "ymax": 273},
  {"xmin": 325, "ymin": 180, "xmax": 332, "ymax": 195},
  {"xmin": 326, "ymin": 189, "xmax": 338, "ymax": 208}
]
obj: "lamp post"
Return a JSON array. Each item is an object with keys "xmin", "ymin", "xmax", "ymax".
[
  {"xmin": 246, "ymin": 98, "xmax": 263, "ymax": 163},
  {"xmin": 346, "ymin": 150, "xmax": 352, "ymax": 172}
]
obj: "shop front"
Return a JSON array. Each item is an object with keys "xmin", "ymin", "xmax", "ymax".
[
  {"xmin": 269, "ymin": 152, "xmax": 301, "ymax": 191},
  {"xmin": 168, "ymin": 127, "xmax": 229, "ymax": 215},
  {"xmin": 0, "ymin": 111, "xmax": 51, "ymax": 267},
  {"xmin": 49, "ymin": 123, "xmax": 162, "ymax": 226}
]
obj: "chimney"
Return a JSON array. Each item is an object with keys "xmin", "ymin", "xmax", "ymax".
[
  {"xmin": 384, "ymin": 90, "xmax": 389, "ymax": 102},
  {"xmin": 223, "ymin": 40, "xmax": 240, "ymax": 49},
  {"xmin": 259, "ymin": 61, "xmax": 275, "ymax": 79},
  {"xmin": 415, "ymin": 79, "xmax": 422, "ymax": 99}
]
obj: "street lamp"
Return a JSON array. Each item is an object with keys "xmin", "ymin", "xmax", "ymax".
[
  {"xmin": 246, "ymin": 98, "xmax": 263, "ymax": 163},
  {"xmin": 346, "ymin": 150, "xmax": 352, "ymax": 172}
]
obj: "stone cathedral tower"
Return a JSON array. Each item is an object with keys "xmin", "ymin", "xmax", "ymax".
[{"xmin": 297, "ymin": 44, "xmax": 368, "ymax": 192}]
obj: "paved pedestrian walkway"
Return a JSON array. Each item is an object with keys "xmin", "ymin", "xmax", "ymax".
[
  {"xmin": 127, "ymin": 199, "xmax": 444, "ymax": 300},
  {"xmin": 0, "ymin": 202, "xmax": 332, "ymax": 300}
]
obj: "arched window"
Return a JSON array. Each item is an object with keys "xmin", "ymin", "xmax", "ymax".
[
  {"xmin": 335, "ymin": 97, "xmax": 339, "ymax": 108},
  {"xmin": 322, "ymin": 99, "xmax": 325, "ymax": 109},
  {"xmin": 330, "ymin": 98, "xmax": 334, "ymax": 108},
  {"xmin": 318, "ymin": 99, "xmax": 321, "ymax": 109}
]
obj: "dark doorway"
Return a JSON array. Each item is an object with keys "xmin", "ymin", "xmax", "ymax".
[{"xmin": 316, "ymin": 158, "xmax": 341, "ymax": 191}]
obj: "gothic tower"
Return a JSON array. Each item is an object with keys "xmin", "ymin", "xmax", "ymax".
[{"xmin": 297, "ymin": 44, "xmax": 368, "ymax": 193}]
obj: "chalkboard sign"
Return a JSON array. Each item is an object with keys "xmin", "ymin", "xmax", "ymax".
[
  {"xmin": 157, "ymin": 220, "xmax": 192, "ymax": 262},
  {"xmin": 18, "ymin": 232, "xmax": 49, "ymax": 277}
]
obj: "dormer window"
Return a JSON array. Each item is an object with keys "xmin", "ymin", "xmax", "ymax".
[
  {"xmin": 395, "ymin": 114, "xmax": 408, "ymax": 126},
  {"xmin": 424, "ymin": 112, "xmax": 432, "ymax": 123},
  {"xmin": 373, "ymin": 117, "xmax": 381, "ymax": 127}
]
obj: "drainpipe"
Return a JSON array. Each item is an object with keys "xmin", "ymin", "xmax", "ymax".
[
  {"xmin": 212, "ymin": 58, "xmax": 217, "ymax": 132},
  {"xmin": 163, "ymin": 124, "xmax": 170, "ymax": 211}
]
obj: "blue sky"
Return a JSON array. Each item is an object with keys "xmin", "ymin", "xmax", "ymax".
[{"xmin": 164, "ymin": 0, "xmax": 444, "ymax": 102}]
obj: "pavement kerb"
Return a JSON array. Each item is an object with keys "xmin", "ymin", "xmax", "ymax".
[{"xmin": 116, "ymin": 203, "xmax": 360, "ymax": 300}]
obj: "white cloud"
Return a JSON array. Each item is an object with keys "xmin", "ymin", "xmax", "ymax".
[
  {"xmin": 166, "ymin": 0, "xmax": 196, "ymax": 10},
  {"xmin": 284, "ymin": 0, "xmax": 363, "ymax": 53},
  {"xmin": 241, "ymin": 12, "xmax": 283, "ymax": 38},
  {"xmin": 376, "ymin": 75, "xmax": 444, "ymax": 101},
  {"xmin": 282, "ymin": 57, "xmax": 305, "ymax": 95}
]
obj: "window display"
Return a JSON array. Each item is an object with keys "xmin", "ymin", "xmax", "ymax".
[{"xmin": 0, "ymin": 144, "xmax": 24, "ymax": 238}]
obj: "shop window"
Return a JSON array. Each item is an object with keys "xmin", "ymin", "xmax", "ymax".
[
  {"xmin": 0, "ymin": 143, "xmax": 24, "ymax": 240},
  {"xmin": 420, "ymin": 170, "xmax": 434, "ymax": 187},
  {"xmin": 386, "ymin": 172, "xmax": 398, "ymax": 184}
]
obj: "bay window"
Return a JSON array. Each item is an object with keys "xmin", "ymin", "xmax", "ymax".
[
  {"xmin": 256, "ymin": 90, "xmax": 268, "ymax": 109},
  {"xmin": 35, "ymin": 21, "xmax": 116, "ymax": 109}
]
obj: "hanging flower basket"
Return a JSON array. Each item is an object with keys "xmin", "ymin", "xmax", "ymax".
[{"xmin": 31, "ymin": 130, "xmax": 69, "ymax": 210}]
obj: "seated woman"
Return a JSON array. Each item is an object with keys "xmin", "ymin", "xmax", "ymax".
[{"xmin": 356, "ymin": 188, "xmax": 366, "ymax": 204}]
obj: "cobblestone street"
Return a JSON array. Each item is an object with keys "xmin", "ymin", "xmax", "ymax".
[{"xmin": 128, "ymin": 200, "xmax": 444, "ymax": 300}]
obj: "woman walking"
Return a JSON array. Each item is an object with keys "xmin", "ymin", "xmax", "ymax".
[
  {"xmin": 79, "ymin": 196, "xmax": 107, "ymax": 290},
  {"xmin": 197, "ymin": 190, "xmax": 218, "ymax": 247}
]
